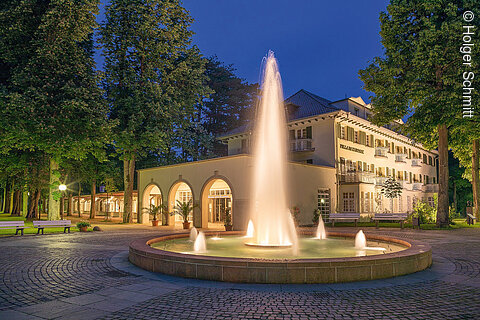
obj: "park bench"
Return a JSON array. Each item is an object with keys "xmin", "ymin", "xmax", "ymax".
[
  {"xmin": 33, "ymin": 220, "xmax": 73, "ymax": 234},
  {"xmin": 467, "ymin": 214, "xmax": 477, "ymax": 225},
  {"xmin": 0, "ymin": 221, "xmax": 28, "ymax": 236},
  {"xmin": 372, "ymin": 213, "xmax": 408, "ymax": 229},
  {"xmin": 329, "ymin": 213, "xmax": 360, "ymax": 227}
]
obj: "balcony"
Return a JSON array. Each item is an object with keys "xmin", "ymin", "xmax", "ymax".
[
  {"xmin": 411, "ymin": 159, "xmax": 422, "ymax": 167},
  {"xmin": 291, "ymin": 138, "xmax": 314, "ymax": 152},
  {"xmin": 412, "ymin": 182, "xmax": 423, "ymax": 191},
  {"xmin": 374, "ymin": 147, "xmax": 388, "ymax": 158},
  {"xmin": 425, "ymin": 184, "xmax": 439, "ymax": 193},
  {"xmin": 374, "ymin": 176, "xmax": 387, "ymax": 186},
  {"xmin": 395, "ymin": 154, "xmax": 407, "ymax": 162},
  {"xmin": 339, "ymin": 171, "xmax": 375, "ymax": 184}
]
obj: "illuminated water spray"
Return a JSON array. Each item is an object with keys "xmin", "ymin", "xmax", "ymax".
[{"xmin": 247, "ymin": 51, "xmax": 298, "ymax": 248}]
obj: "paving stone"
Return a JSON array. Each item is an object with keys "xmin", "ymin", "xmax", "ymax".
[{"xmin": 60, "ymin": 293, "xmax": 107, "ymax": 305}]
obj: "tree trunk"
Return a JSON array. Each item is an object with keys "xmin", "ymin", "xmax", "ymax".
[
  {"xmin": 90, "ymin": 181, "xmax": 96, "ymax": 219},
  {"xmin": 11, "ymin": 190, "xmax": 21, "ymax": 216},
  {"xmin": 4, "ymin": 182, "xmax": 11, "ymax": 214},
  {"xmin": 472, "ymin": 139, "xmax": 480, "ymax": 221},
  {"xmin": 48, "ymin": 158, "xmax": 61, "ymax": 220},
  {"xmin": 78, "ymin": 182, "xmax": 82, "ymax": 217},
  {"xmin": 34, "ymin": 191, "xmax": 40, "ymax": 219},
  {"xmin": 1, "ymin": 187, "xmax": 5, "ymax": 213},
  {"xmin": 452, "ymin": 180, "xmax": 457, "ymax": 213},
  {"xmin": 436, "ymin": 124, "xmax": 449, "ymax": 227},
  {"xmin": 60, "ymin": 196, "xmax": 64, "ymax": 219},
  {"xmin": 67, "ymin": 193, "xmax": 73, "ymax": 216},
  {"xmin": 27, "ymin": 190, "xmax": 35, "ymax": 219},
  {"xmin": 123, "ymin": 155, "xmax": 135, "ymax": 223}
]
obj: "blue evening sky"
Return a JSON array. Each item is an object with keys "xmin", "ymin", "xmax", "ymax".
[{"xmin": 96, "ymin": 0, "xmax": 390, "ymax": 102}]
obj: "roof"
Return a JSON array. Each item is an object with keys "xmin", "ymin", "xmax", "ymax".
[
  {"xmin": 285, "ymin": 89, "xmax": 338, "ymax": 120},
  {"xmin": 218, "ymin": 89, "xmax": 337, "ymax": 139}
]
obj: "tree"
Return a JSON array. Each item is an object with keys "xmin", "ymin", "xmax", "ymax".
[
  {"xmin": 0, "ymin": 0, "xmax": 110, "ymax": 220},
  {"xmin": 381, "ymin": 178, "xmax": 403, "ymax": 213},
  {"xmin": 359, "ymin": 0, "xmax": 479, "ymax": 227},
  {"xmin": 100, "ymin": 0, "xmax": 209, "ymax": 223},
  {"xmin": 203, "ymin": 56, "xmax": 258, "ymax": 155}
]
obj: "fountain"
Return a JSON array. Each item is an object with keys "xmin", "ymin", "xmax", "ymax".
[
  {"xmin": 247, "ymin": 52, "xmax": 297, "ymax": 248},
  {"xmin": 245, "ymin": 220, "xmax": 254, "ymax": 238},
  {"xmin": 193, "ymin": 231, "xmax": 206, "ymax": 253},
  {"xmin": 355, "ymin": 230, "xmax": 367, "ymax": 249},
  {"xmin": 315, "ymin": 216, "xmax": 327, "ymax": 240},
  {"xmin": 131, "ymin": 52, "xmax": 432, "ymax": 283},
  {"xmin": 189, "ymin": 227, "xmax": 198, "ymax": 242}
]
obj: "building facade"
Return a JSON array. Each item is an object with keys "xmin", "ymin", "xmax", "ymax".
[{"xmin": 138, "ymin": 89, "xmax": 438, "ymax": 228}]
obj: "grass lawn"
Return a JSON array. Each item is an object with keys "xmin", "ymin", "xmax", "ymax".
[{"xmin": 0, "ymin": 213, "xmax": 84, "ymax": 235}]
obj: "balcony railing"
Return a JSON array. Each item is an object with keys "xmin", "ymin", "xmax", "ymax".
[
  {"xmin": 291, "ymin": 138, "xmax": 314, "ymax": 152},
  {"xmin": 424, "ymin": 184, "xmax": 439, "ymax": 192},
  {"xmin": 412, "ymin": 182, "xmax": 423, "ymax": 191},
  {"xmin": 374, "ymin": 176, "xmax": 387, "ymax": 186},
  {"xmin": 395, "ymin": 154, "xmax": 407, "ymax": 162},
  {"xmin": 411, "ymin": 159, "xmax": 422, "ymax": 167},
  {"xmin": 339, "ymin": 172, "xmax": 375, "ymax": 183},
  {"xmin": 374, "ymin": 147, "xmax": 388, "ymax": 157}
]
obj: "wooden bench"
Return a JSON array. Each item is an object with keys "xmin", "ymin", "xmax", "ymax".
[
  {"xmin": 329, "ymin": 213, "xmax": 360, "ymax": 227},
  {"xmin": 33, "ymin": 220, "xmax": 72, "ymax": 234},
  {"xmin": 467, "ymin": 214, "xmax": 477, "ymax": 225},
  {"xmin": 0, "ymin": 221, "xmax": 28, "ymax": 235},
  {"xmin": 372, "ymin": 213, "xmax": 408, "ymax": 229}
]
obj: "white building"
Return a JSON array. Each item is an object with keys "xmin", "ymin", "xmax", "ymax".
[{"xmin": 137, "ymin": 89, "xmax": 438, "ymax": 228}]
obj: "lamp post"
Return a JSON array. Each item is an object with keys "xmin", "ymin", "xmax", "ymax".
[{"xmin": 59, "ymin": 184, "xmax": 67, "ymax": 219}]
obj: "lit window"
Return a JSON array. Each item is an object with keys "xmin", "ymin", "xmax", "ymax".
[
  {"xmin": 343, "ymin": 192, "xmax": 355, "ymax": 212},
  {"xmin": 317, "ymin": 189, "xmax": 330, "ymax": 221}
]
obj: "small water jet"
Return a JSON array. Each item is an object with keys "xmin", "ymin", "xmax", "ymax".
[
  {"xmin": 211, "ymin": 233, "xmax": 222, "ymax": 241},
  {"xmin": 189, "ymin": 227, "xmax": 198, "ymax": 242},
  {"xmin": 244, "ymin": 220, "xmax": 254, "ymax": 238},
  {"xmin": 194, "ymin": 231, "xmax": 206, "ymax": 253},
  {"xmin": 315, "ymin": 216, "xmax": 327, "ymax": 240},
  {"xmin": 355, "ymin": 230, "xmax": 367, "ymax": 249}
]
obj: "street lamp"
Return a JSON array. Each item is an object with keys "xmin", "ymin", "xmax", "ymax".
[{"xmin": 59, "ymin": 184, "xmax": 67, "ymax": 191}]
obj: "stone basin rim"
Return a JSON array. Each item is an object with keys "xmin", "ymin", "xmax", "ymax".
[{"xmin": 130, "ymin": 231, "xmax": 428, "ymax": 263}]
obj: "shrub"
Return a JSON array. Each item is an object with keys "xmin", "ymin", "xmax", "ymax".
[
  {"xmin": 412, "ymin": 201, "xmax": 436, "ymax": 224},
  {"xmin": 76, "ymin": 221, "xmax": 91, "ymax": 228},
  {"xmin": 312, "ymin": 209, "xmax": 320, "ymax": 224}
]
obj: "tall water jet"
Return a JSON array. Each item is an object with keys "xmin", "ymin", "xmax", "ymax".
[
  {"xmin": 194, "ymin": 231, "xmax": 206, "ymax": 253},
  {"xmin": 245, "ymin": 220, "xmax": 255, "ymax": 238},
  {"xmin": 248, "ymin": 51, "xmax": 298, "ymax": 247},
  {"xmin": 355, "ymin": 230, "xmax": 367, "ymax": 249},
  {"xmin": 189, "ymin": 227, "xmax": 198, "ymax": 242},
  {"xmin": 315, "ymin": 216, "xmax": 327, "ymax": 240}
]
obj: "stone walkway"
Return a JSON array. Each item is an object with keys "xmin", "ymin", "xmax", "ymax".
[{"xmin": 0, "ymin": 227, "xmax": 479, "ymax": 319}]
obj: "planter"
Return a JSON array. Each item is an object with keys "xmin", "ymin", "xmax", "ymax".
[
  {"xmin": 152, "ymin": 220, "xmax": 159, "ymax": 227},
  {"xmin": 183, "ymin": 221, "xmax": 190, "ymax": 229},
  {"xmin": 224, "ymin": 225, "xmax": 233, "ymax": 231},
  {"xmin": 79, "ymin": 226, "xmax": 88, "ymax": 232}
]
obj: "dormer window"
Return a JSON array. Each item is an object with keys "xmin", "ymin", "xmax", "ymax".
[{"xmin": 354, "ymin": 108, "xmax": 359, "ymax": 116}]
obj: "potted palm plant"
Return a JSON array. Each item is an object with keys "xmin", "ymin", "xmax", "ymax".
[
  {"xmin": 142, "ymin": 204, "xmax": 162, "ymax": 226},
  {"xmin": 172, "ymin": 199, "xmax": 195, "ymax": 229},
  {"xmin": 76, "ymin": 221, "xmax": 90, "ymax": 232},
  {"xmin": 224, "ymin": 207, "xmax": 233, "ymax": 231}
]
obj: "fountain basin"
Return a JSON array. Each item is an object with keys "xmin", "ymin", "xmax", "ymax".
[{"xmin": 129, "ymin": 231, "xmax": 432, "ymax": 284}]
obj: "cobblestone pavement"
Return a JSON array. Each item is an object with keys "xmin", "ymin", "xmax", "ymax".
[{"xmin": 0, "ymin": 227, "xmax": 479, "ymax": 319}]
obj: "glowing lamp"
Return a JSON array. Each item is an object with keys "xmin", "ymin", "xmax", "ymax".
[{"xmin": 59, "ymin": 184, "xmax": 67, "ymax": 191}]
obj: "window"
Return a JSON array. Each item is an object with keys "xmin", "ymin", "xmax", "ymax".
[
  {"xmin": 408, "ymin": 149, "xmax": 412, "ymax": 159},
  {"xmin": 398, "ymin": 196, "xmax": 403, "ymax": 212},
  {"xmin": 343, "ymin": 192, "xmax": 355, "ymax": 212},
  {"xmin": 297, "ymin": 129, "xmax": 301, "ymax": 139},
  {"xmin": 423, "ymin": 154, "xmax": 428, "ymax": 163},
  {"xmin": 289, "ymin": 130, "xmax": 295, "ymax": 140},
  {"xmin": 354, "ymin": 108, "xmax": 359, "ymax": 116},
  {"xmin": 428, "ymin": 156, "xmax": 432, "ymax": 165},
  {"xmin": 347, "ymin": 127, "xmax": 355, "ymax": 142},
  {"xmin": 362, "ymin": 192, "xmax": 373, "ymax": 213},
  {"xmin": 433, "ymin": 177, "xmax": 436, "ymax": 184},
  {"xmin": 354, "ymin": 131, "xmax": 358, "ymax": 143},
  {"xmin": 358, "ymin": 131, "xmax": 366, "ymax": 145},
  {"xmin": 366, "ymin": 134, "xmax": 370, "ymax": 146},
  {"xmin": 302, "ymin": 128, "xmax": 307, "ymax": 138},
  {"xmin": 407, "ymin": 196, "xmax": 412, "ymax": 212},
  {"xmin": 317, "ymin": 189, "xmax": 331, "ymax": 221},
  {"xmin": 306, "ymin": 159, "xmax": 313, "ymax": 164},
  {"xmin": 427, "ymin": 197, "xmax": 435, "ymax": 208},
  {"xmin": 306, "ymin": 126, "xmax": 312, "ymax": 139},
  {"xmin": 340, "ymin": 126, "xmax": 346, "ymax": 139}
]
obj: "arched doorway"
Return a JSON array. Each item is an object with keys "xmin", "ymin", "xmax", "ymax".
[
  {"xmin": 142, "ymin": 184, "xmax": 164, "ymax": 224},
  {"xmin": 201, "ymin": 178, "xmax": 233, "ymax": 229},
  {"xmin": 168, "ymin": 181, "xmax": 194, "ymax": 228}
]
